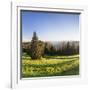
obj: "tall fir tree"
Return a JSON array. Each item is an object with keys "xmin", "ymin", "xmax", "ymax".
[{"xmin": 30, "ymin": 32, "xmax": 44, "ymax": 59}]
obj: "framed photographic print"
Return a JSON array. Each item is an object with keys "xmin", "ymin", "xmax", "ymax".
[
  {"xmin": 11, "ymin": 1, "xmax": 87, "ymax": 88},
  {"xmin": 21, "ymin": 8, "xmax": 80, "ymax": 78}
]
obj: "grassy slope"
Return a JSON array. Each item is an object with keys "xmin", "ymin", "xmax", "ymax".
[{"xmin": 21, "ymin": 54, "xmax": 79, "ymax": 78}]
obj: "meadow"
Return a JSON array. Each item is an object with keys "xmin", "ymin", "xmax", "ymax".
[{"xmin": 21, "ymin": 53, "xmax": 79, "ymax": 78}]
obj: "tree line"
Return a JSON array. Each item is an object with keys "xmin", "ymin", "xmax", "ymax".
[{"xmin": 22, "ymin": 32, "xmax": 79, "ymax": 59}]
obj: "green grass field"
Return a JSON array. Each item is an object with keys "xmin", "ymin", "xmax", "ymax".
[{"xmin": 21, "ymin": 53, "xmax": 79, "ymax": 78}]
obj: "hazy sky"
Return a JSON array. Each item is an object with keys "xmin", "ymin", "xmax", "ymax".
[{"xmin": 21, "ymin": 10, "xmax": 80, "ymax": 42}]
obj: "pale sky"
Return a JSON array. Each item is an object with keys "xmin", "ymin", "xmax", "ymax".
[{"xmin": 21, "ymin": 10, "xmax": 80, "ymax": 42}]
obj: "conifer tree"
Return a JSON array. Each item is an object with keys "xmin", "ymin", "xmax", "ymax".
[{"xmin": 30, "ymin": 32, "xmax": 44, "ymax": 59}]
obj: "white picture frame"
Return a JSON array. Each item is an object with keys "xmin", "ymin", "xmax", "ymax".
[{"xmin": 11, "ymin": 1, "xmax": 88, "ymax": 88}]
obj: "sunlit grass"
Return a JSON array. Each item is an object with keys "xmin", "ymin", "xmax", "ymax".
[{"xmin": 21, "ymin": 54, "xmax": 79, "ymax": 78}]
